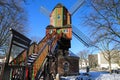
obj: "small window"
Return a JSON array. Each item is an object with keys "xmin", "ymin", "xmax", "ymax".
[
  {"xmin": 64, "ymin": 15, "xmax": 66, "ymax": 20},
  {"xmin": 63, "ymin": 29, "xmax": 68, "ymax": 33},
  {"xmin": 57, "ymin": 29, "xmax": 61, "ymax": 34},
  {"xmin": 63, "ymin": 62, "xmax": 69, "ymax": 72},
  {"xmin": 49, "ymin": 30, "xmax": 53, "ymax": 34},
  {"xmin": 57, "ymin": 14, "xmax": 60, "ymax": 20}
]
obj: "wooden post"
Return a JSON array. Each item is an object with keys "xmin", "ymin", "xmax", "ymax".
[
  {"xmin": 2, "ymin": 29, "xmax": 13, "ymax": 80},
  {"xmin": 6, "ymin": 32, "xmax": 13, "ymax": 65}
]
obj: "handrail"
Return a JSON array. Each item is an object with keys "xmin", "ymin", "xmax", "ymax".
[
  {"xmin": 32, "ymin": 41, "xmax": 48, "ymax": 64},
  {"xmin": 35, "ymin": 58, "xmax": 48, "ymax": 80},
  {"xmin": 32, "ymin": 32, "xmax": 56, "ymax": 64},
  {"xmin": 33, "ymin": 33, "xmax": 58, "ymax": 79},
  {"xmin": 31, "ymin": 32, "xmax": 57, "ymax": 77}
]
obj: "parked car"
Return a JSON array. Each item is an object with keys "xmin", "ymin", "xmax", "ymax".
[{"xmin": 111, "ymin": 69, "xmax": 120, "ymax": 74}]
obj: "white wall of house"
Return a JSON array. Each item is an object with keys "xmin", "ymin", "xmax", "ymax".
[
  {"xmin": 79, "ymin": 59, "xmax": 89, "ymax": 69},
  {"xmin": 98, "ymin": 53, "xmax": 120, "ymax": 69},
  {"xmin": 99, "ymin": 64, "xmax": 119, "ymax": 69}
]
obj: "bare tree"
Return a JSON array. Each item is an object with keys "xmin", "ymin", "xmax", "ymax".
[
  {"xmin": 95, "ymin": 39, "xmax": 120, "ymax": 73},
  {"xmin": 84, "ymin": 0, "xmax": 120, "ymax": 44},
  {"xmin": 112, "ymin": 50, "xmax": 120, "ymax": 67},
  {"xmin": 82, "ymin": 0, "xmax": 120, "ymax": 73},
  {"xmin": 78, "ymin": 50, "xmax": 89, "ymax": 68},
  {"xmin": 88, "ymin": 54, "xmax": 98, "ymax": 68},
  {"xmin": 0, "ymin": 0, "xmax": 27, "ymax": 53}
]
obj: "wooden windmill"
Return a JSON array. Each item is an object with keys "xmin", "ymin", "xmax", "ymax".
[
  {"xmin": 40, "ymin": 0, "xmax": 92, "ymax": 47},
  {"xmin": 2, "ymin": 0, "xmax": 93, "ymax": 80},
  {"xmin": 38, "ymin": 0, "xmax": 93, "ymax": 79}
]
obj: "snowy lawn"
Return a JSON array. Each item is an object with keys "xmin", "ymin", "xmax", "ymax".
[
  {"xmin": 95, "ymin": 73, "xmax": 120, "ymax": 80},
  {"xmin": 60, "ymin": 70, "xmax": 120, "ymax": 80}
]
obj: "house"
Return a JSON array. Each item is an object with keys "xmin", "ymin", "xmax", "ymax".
[
  {"xmin": 88, "ymin": 52, "xmax": 120, "ymax": 70},
  {"xmin": 57, "ymin": 51, "xmax": 80, "ymax": 76},
  {"xmin": 79, "ymin": 59, "xmax": 89, "ymax": 69},
  {"xmin": 88, "ymin": 54, "xmax": 98, "ymax": 68},
  {"xmin": 98, "ymin": 52, "xmax": 120, "ymax": 69}
]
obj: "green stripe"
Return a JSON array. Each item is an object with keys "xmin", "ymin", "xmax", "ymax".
[
  {"xmin": 55, "ymin": 8, "xmax": 57, "ymax": 27},
  {"xmin": 32, "ymin": 69, "xmax": 34, "ymax": 80},
  {"xmin": 62, "ymin": 7, "xmax": 63, "ymax": 26}
]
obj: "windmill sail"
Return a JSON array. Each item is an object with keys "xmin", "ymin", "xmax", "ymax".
[
  {"xmin": 40, "ymin": 6, "xmax": 51, "ymax": 17},
  {"xmin": 70, "ymin": 0, "xmax": 85, "ymax": 15},
  {"xmin": 40, "ymin": 0, "xmax": 85, "ymax": 17},
  {"xmin": 72, "ymin": 25, "xmax": 92, "ymax": 47}
]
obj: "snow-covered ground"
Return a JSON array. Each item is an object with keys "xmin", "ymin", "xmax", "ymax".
[
  {"xmin": 60, "ymin": 70, "xmax": 120, "ymax": 80},
  {"xmin": 89, "ymin": 71, "xmax": 120, "ymax": 80}
]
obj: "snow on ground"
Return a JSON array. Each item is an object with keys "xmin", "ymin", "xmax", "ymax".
[
  {"xmin": 95, "ymin": 73, "xmax": 120, "ymax": 80},
  {"xmin": 89, "ymin": 71, "xmax": 108, "ymax": 80},
  {"xmin": 60, "ymin": 70, "xmax": 120, "ymax": 80}
]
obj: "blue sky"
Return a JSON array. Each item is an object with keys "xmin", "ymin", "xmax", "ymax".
[{"xmin": 25, "ymin": 0, "xmax": 92, "ymax": 54}]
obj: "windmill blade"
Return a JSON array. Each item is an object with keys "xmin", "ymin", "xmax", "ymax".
[
  {"xmin": 72, "ymin": 25, "xmax": 93, "ymax": 47},
  {"xmin": 72, "ymin": 31, "xmax": 89, "ymax": 47},
  {"xmin": 70, "ymin": 0, "xmax": 85, "ymax": 15},
  {"xmin": 40, "ymin": 6, "xmax": 51, "ymax": 17}
]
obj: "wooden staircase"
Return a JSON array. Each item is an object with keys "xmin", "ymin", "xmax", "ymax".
[{"xmin": 10, "ymin": 32, "xmax": 59, "ymax": 80}]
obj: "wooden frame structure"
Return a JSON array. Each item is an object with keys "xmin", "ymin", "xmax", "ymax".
[{"xmin": 2, "ymin": 28, "xmax": 31, "ymax": 80}]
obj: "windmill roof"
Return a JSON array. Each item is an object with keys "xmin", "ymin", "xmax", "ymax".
[
  {"xmin": 50, "ymin": 3, "xmax": 70, "ymax": 16},
  {"xmin": 52, "ymin": 3, "xmax": 66, "ymax": 11},
  {"xmin": 55, "ymin": 3, "xmax": 63, "ymax": 8}
]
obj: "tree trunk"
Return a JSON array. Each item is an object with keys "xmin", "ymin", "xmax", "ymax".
[
  {"xmin": 109, "ymin": 60, "xmax": 112, "ymax": 74},
  {"xmin": 80, "ymin": 60, "xmax": 82, "ymax": 68}
]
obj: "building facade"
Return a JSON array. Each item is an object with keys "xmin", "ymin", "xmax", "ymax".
[
  {"xmin": 88, "ymin": 52, "xmax": 120, "ymax": 70},
  {"xmin": 79, "ymin": 59, "xmax": 89, "ymax": 69},
  {"xmin": 88, "ymin": 54, "xmax": 98, "ymax": 68},
  {"xmin": 98, "ymin": 52, "xmax": 120, "ymax": 69}
]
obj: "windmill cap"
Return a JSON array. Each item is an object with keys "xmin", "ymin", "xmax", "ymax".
[
  {"xmin": 50, "ymin": 3, "xmax": 70, "ymax": 16},
  {"xmin": 52, "ymin": 3, "xmax": 67, "ymax": 10},
  {"xmin": 55, "ymin": 3, "xmax": 63, "ymax": 8}
]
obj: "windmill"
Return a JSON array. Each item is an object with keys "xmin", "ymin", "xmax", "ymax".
[
  {"xmin": 37, "ymin": 0, "xmax": 93, "ymax": 79},
  {"xmin": 2, "ymin": 1, "xmax": 93, "ymax": 80},
  {"xmin": 40, "ymin": 0, "xmax": 92, "ymax": 47}
]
